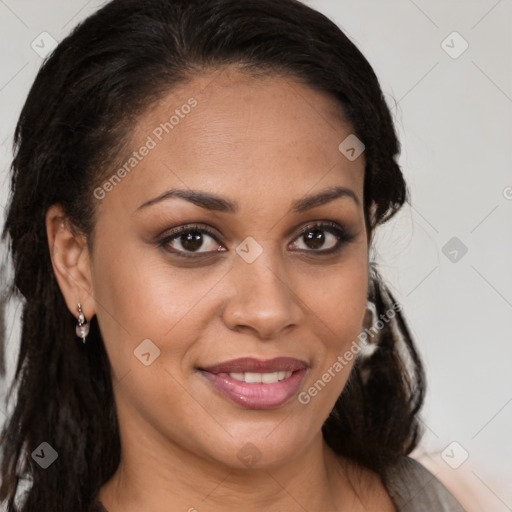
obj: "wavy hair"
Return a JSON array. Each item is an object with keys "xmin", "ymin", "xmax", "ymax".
[{"xmin": 0, "ymin": 0, "xmax": 425, "ymax": 510}]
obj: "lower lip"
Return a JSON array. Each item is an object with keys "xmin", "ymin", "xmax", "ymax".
[{"xmin": 199, "ymin": 369, "xmax": 307, "ymax": 409}]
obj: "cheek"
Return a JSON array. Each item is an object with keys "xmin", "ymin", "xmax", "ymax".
[
  {"xmin": 302, "ymin": 247, "xmax": 368, "ymax": 346},
  {"xmin": 90, "ymin": 234, "xmax": 205, "ymax": 377},
  {"xmin": 114, "ymin": 266, "xmax": 206, "ymax": 338},
  {"xmin": 296, "ymin": 249, "xmax": 368, "ymax": 402}
]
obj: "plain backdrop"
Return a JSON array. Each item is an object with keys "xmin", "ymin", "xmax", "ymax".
[{"xmin": 0, "ymin": 1, "xmax": 511, "ymax": 511}]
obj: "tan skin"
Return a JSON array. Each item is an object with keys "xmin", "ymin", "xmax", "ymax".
[{"xmin": 46, "ymin": 67, "xmax": 396, "ymax": 511}]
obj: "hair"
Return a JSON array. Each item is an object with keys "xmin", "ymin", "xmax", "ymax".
[{"xmin": 0, "ymin": 0, "xmax": 425, "ymax": 510}]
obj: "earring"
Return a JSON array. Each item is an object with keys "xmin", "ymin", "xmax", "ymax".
[
  {"xmin": 75, "ymin": 303, "xmax": 89, "ymax": 344},
  {"xmin": 364, "ymin": 300, "xmax": 377, "ymax": 329},
  {"xmin": 364, "ymin": 299, "xmax": 384, "ymax": 345}
]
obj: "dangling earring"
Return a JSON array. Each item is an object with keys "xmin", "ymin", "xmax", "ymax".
[
  {"xmin": 364, "ymin": 300, "xmax": 377, "ymax": 329},
  {"xmin": 75, "ymin": 303, "xmax": 89, "ymax": 344},
  {"xmin": 364, "ymin": 299, "xmax": 383, "ymax": 345},
  {"xmin": 357, "ymin": 300, "xmax": 379, "ymax": 358}
]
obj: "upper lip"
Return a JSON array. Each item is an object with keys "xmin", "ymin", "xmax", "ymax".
[{"xmin": 200, "ymin": 357, "xmax": 308, "ymax": 374}]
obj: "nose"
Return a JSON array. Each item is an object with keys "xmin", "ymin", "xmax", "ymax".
[{"xmin": 221, "ymin": 247, "xmax": 302, "ymax": 340}]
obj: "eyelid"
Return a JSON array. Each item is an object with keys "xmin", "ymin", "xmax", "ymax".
[{"xmin": 158, "ymin": 223, "xmax": 221, "ymax": 241}]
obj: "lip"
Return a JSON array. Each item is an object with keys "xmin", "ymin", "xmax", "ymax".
[{"xmin": 198, "ymin": 357, "xmax": 308, "ymax": 409}]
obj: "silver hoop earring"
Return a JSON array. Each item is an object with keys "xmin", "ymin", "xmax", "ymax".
[{"xmin": 75, "ymin": 303, "xmax": 89, "ymax": 344}]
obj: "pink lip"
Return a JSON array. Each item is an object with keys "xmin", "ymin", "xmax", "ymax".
[{"xmin": 198, "ymin": 357, "xmax": 308, "ymax": 409}]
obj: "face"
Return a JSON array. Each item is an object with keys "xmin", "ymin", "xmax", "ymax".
[{"xmin": 87, "ymin": 68, "xmax": 368, "ymax": 469}]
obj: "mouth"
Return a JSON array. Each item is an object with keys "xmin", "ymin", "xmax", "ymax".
[{"xmin": 198, "ymin": 357, "xmax": 308, "ymax": 409}]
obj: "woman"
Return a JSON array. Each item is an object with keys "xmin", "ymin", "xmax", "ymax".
[{"xmin": 0, "ymin": 0, "xmax": 467, "ymax": 510}]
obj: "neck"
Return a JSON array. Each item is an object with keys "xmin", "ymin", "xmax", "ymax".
[{"xmin": 98, "ymin": 413, "xmax": 355, "ymax": 511}]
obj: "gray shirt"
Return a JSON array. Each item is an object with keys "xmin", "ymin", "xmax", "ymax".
[
  {"xmin": 91, "ymin": 456, "xmax": 467, "ymax": 511},
  {"xmin": 384, "ymin": 456, "xmax": 467, "ymax": 511}
]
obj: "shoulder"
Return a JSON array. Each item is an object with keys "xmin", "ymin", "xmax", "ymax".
[{"xmin": 383, "ymin": 456, "xmax": 467, "ymax": 512}]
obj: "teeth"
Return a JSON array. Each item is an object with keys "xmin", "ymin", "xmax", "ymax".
[
  {"xmin": 261, "ymin": 372, "xmax": 277, "ymax": 384},
  {"xmin": 245, "ymin": 372, "xmax": 262, "ymax": 383},
  {"xmin": 227, "ymin": 371, "xmax": 293, "ymax": 383}
]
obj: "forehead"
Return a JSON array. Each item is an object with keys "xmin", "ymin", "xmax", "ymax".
[{"xmin": 97, "ymin": 68, "xmax": 365, "ymax": 214}]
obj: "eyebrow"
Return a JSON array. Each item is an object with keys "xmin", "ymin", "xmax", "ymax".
[{"xmin": 135, "ymin": 185, "xmax": 360, "ymax": 214}]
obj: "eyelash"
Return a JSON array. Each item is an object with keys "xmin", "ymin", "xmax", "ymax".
[{"xmin": 157, "ymin": 221, "xmax": 355, "ymax": 259}]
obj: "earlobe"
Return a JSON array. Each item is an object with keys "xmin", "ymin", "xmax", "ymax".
[{"xmin": 45, "ymin": 204, "xmax": 96, "ymax": 321}]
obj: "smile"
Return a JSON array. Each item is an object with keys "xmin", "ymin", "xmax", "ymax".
[{"xmin": 198, "ymin": 357, "xmax": 308, "ymax": 409}]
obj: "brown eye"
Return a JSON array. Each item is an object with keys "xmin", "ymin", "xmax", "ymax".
[
  {"xmin": 290, "ymin": 224, "xmax": 344, "ymax": 252},
  {"xmin": 158, "ymin": 225, "xmax": 225, "ymax": 257},
  {"xmin": 303, "ymin": 228, "xmax": 327, "ymax": 249},
  {"xmin": 180, "ymin": 231, "xmax": 204, "ymax": 252}
]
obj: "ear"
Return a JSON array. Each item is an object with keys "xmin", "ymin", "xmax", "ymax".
[{"xmin": 45, "ymin": 204, "xmax": 96, "ymax": 322}]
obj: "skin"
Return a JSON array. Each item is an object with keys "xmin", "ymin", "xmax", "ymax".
[{"xmin": 46, "ymin": 67, "xmax": 396, "ymax": 511}]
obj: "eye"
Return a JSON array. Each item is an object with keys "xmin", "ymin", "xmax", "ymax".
[
  {"xmin": 157, "ymin": 221, "xmax": 355, "ymax": 259},
  {"xmin": 158, "ymin": 224, "xmax": 225, "ymax": 257},
  {"xmin": 289, "ymin": 222, "xmax": 354, "ymax": 254}
]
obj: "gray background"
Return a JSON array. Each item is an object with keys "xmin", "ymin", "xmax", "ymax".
[{"xmin": 1, "ymin": 1, "xmax": 511, "ymax": 511}]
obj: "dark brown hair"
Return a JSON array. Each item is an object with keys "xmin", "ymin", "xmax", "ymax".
[{"xmin": 0, "ymin": 1, "xmax": 425, "ymax": 510}]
